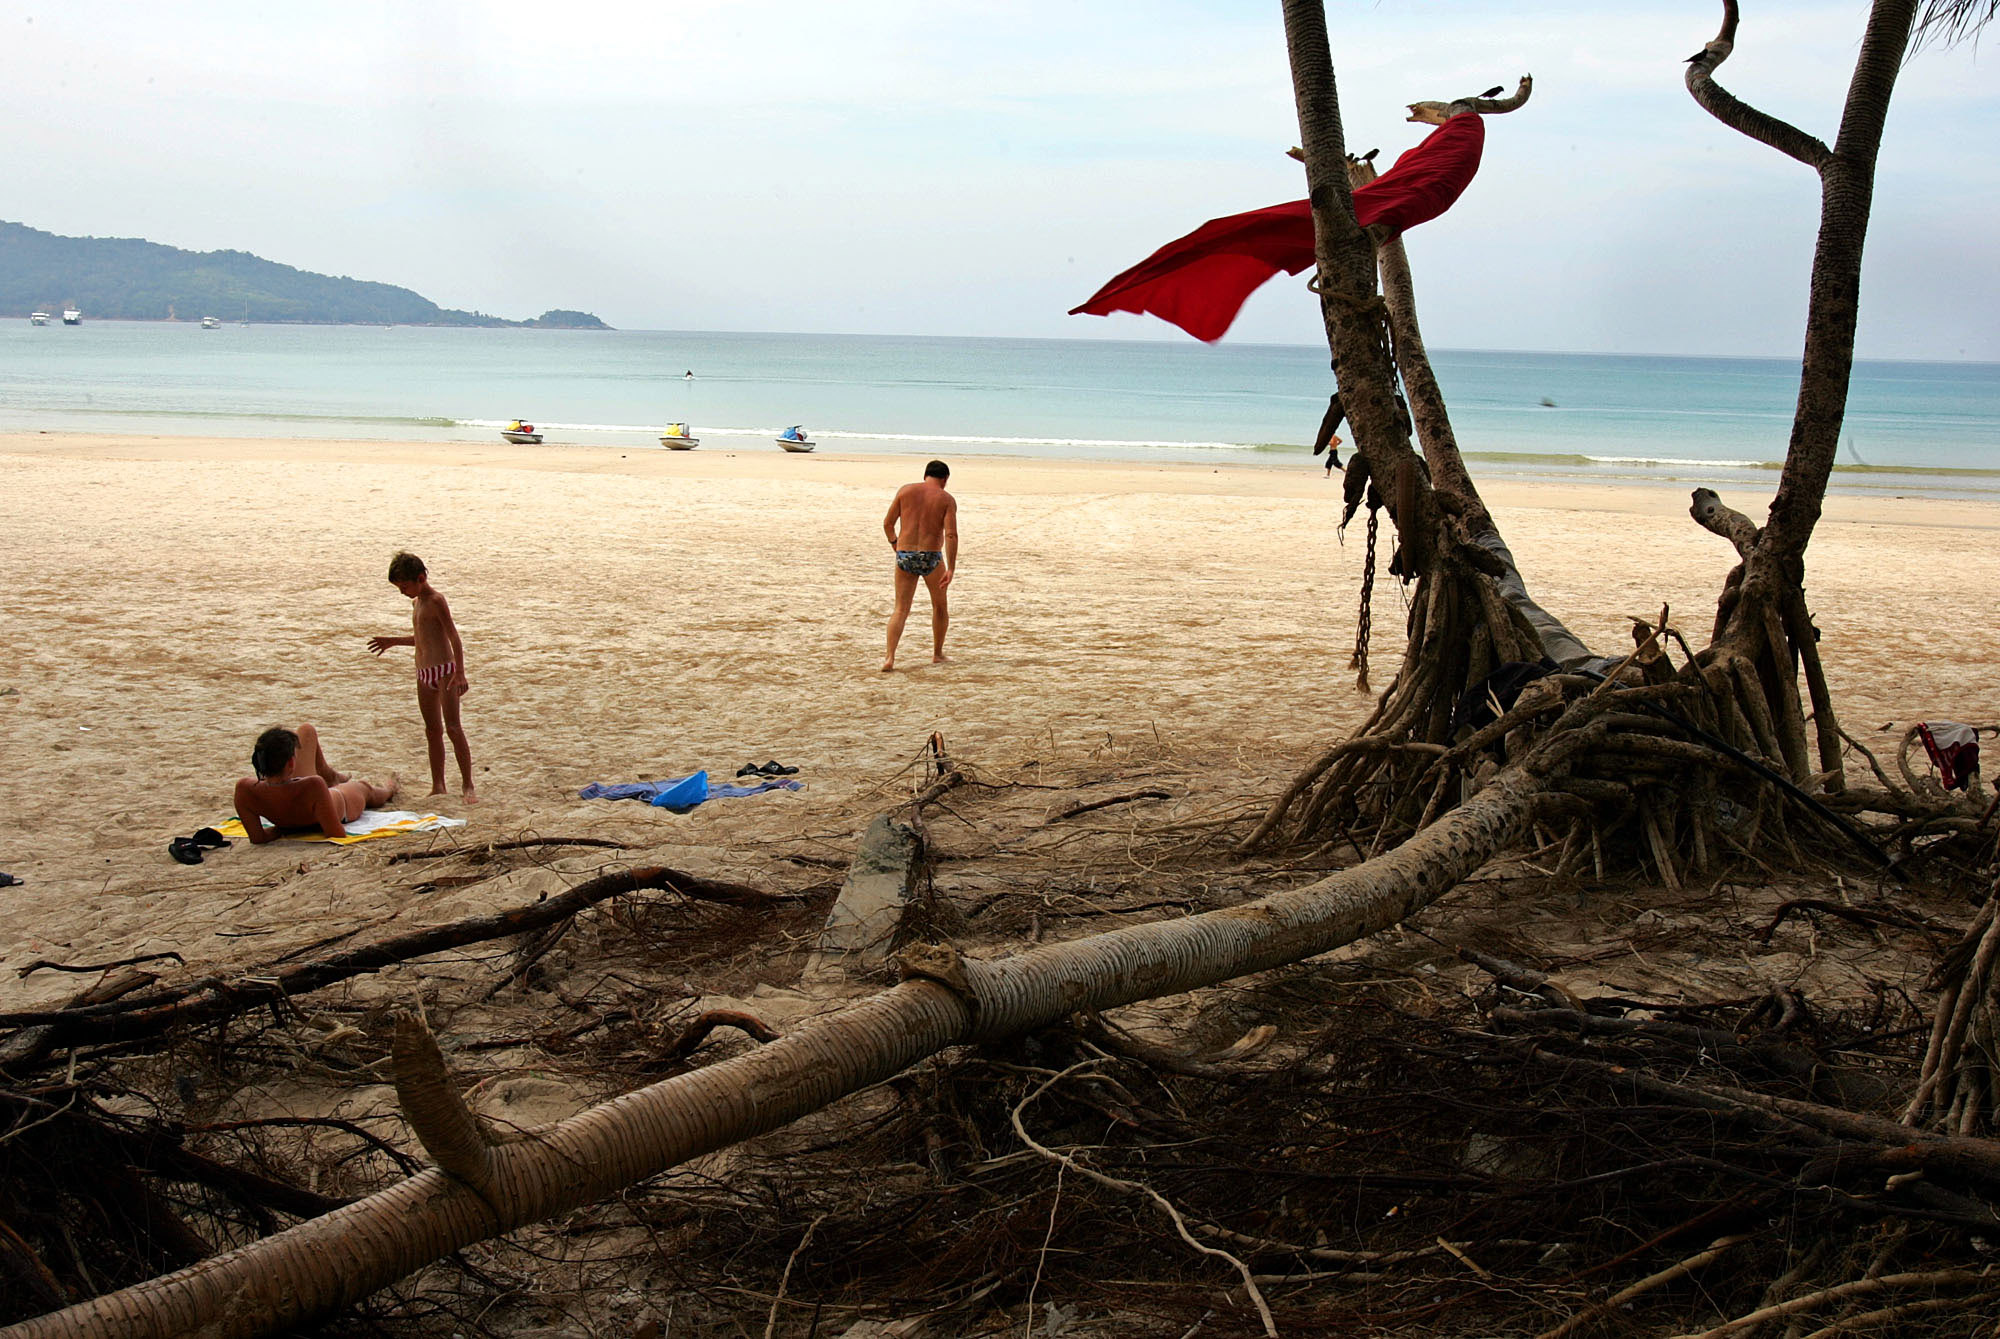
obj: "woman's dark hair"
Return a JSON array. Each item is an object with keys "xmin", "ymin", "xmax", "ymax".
[{"xmin": 252, "ymin": 727, "xmax": 299, "ymax": 779}]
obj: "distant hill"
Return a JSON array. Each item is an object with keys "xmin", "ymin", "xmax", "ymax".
[{"xmin": 0, "ymin": 222, "xmax": 610, "ymax": 329}]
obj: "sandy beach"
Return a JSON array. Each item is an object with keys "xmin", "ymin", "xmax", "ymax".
[{"xmin": 1, "ymin": 430, "xmax": 1995, "ymax": 1010}]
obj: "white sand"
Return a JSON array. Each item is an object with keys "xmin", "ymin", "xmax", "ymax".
[{"xmin": 1, "ymin": 432, "xmax": 1993, "ymax": 1009}]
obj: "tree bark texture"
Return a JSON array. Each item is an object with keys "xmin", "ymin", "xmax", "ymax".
[
  {"xmin": 1346, "ymin": 155, "xmax": 1491, "ymax": 543},
  {"xmin": 1282, "ymin": 0, "xmax": 1441, "ymax": 573},
  {"xmin": 0, "ymin": 767, "xmax": 1545, "ymax": 1339},
  {"xmin": 1758, "ymin": 0, "xmax": 1914, "ymax": 568},
  {"xmin": 1684, "ymin": 0, "xmax": 1917, "ymax": 786}
]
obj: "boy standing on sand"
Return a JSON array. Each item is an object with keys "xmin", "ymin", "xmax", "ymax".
[
  {"xmin": 882, "ymin": 460, "xmax": 958, "ymax": 672},
  {"xmin": 367, "ymin": 552, "xmax": 478, "ymax": 802}
]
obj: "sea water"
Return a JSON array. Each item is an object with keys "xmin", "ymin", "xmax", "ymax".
[{"xmin": 1, "ymin": 323, "xmax": 1994, "ymax": 497}]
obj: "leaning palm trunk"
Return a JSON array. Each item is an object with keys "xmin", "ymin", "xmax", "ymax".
[
  {"xmin": 2, "ymin": 765, "xmax": 1547, "ymax": 1339},
  {"xmin": 1348, "ymin": 153, "xmax": 1585, "ymax": 668}
]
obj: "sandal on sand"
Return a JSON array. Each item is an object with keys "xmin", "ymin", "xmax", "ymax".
[
  {"xmin": 191, "ymin": 827, "xmax": 232, "ymax": 849},
  {"xmin": 759, "ymin": 761, "xmax": 800, "ymax": 776},
  {"xmin": 736, "ymin": 763, "xmax": 764, "ymax": 778},
  {"xmin": 169, "ymin": 838, "xmax": 204, "ymax": 866},
  {"xmin": 0, "ymin": 873, "xmax": 18, "ymax": 888}
]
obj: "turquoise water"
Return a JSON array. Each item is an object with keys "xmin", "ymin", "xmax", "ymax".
[{"xmin": 2, "ymin": 323, "xmax": 1995, "ymax": 496}]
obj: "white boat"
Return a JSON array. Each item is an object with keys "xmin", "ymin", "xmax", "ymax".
[
  {"xmin": 201, "ymin": 316, "xmax": 221, "ymax": 330},
  {"xmin": 776, "ymin": 426, "xmax": 816, "ymax": 453},
  {"xmin": 29, "ymin": 312, "xmax": 49, "ymax": 326},
  {"xmin": 659, "ymin": 422, "xmax": 699, "ymax": 450},
  {"xmin": 501, "ymin": 419, "xmax": 544, "ymax": 445},
  {"xmin": 61, "ymin": 309, "xmax": 81, "ymax": 325}
]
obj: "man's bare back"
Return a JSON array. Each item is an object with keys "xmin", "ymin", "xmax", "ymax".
[{"xmin": 888, "ymin": 480, "xmax": 956, "ymax": 553}]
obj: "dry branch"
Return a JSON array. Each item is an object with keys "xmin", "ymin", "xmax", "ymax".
[
  {"xmin": 386, "ymin": 837, "xmax": 629, "ymax": 865},
  {"xmin": 0, "ymin": 866, "xmax": 790, "ymax": 1059},
  {"xmin": 1047, "ymin": 790, "xmax": 1171, "ymax": 823}
]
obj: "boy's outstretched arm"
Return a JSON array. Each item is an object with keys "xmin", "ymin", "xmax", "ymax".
[{"xmin": 367, "ymin": 634, "xmax": 415, "ymax": 655}]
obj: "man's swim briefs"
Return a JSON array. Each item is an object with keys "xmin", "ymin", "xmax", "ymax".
[{"xmin": 895, "ymin": 550, "xmax": 944, "ymax": 577}]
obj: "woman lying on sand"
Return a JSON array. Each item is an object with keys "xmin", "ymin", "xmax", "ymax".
[{"xmin": 233, "ymin": 723, "xmax": 398, "ymax": 843}]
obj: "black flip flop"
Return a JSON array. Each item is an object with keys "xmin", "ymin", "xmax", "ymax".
[
  {"xmin": 759, "ymin": 761, "xmax": 800, "ymax": 776},
  {"xmin": 169, "ymin": 837, "xmax": 204, "ymax": 866},
  {"xmin": 191, "ymin": 827, "xmax": 232, "ymax": 849},
  {"xmin": 0, "ymin": 873, "xmax": 19, "ymax": 888},
  {"xmin": 736, "ymin": 763, "xmax": 764, "ymax": 778}
]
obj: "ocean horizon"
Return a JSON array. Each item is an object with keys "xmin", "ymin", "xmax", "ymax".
[{"xmin": 4, "ymin": 322, "xmax": 1995, "ymax": 498}]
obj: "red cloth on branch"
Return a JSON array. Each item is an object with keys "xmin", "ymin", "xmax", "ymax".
[{"xmin": 1069, "ymin": 113, "xmax": 1487, "ymax": 342}]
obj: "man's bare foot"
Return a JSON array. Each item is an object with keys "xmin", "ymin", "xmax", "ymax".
[
  {"xmin": 383, "ymin": 772, "xmax": 399, "ymax": 803},
  {"xmin": 428, "ymin": 785, "xmax": 448, "ymax": 798},
  {"xmin": 881, "ymin": 658, "xmax": 896, "ymax": 673},
  {"xmin": 932, "ymin": 653, "xmax": 952, "ymax": 664},
  {"xmin": 462, "ymin": 786, "xmax": 479, "ymax": 805}
]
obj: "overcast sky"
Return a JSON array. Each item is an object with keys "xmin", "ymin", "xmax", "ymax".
[{"xmin": 5, "ymin": 1, "xmax": 1995, "ymax": 359}]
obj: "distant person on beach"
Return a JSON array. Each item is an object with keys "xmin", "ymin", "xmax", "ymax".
[
  {"xmin": 234, "ymin": 723, "xmax": 398, "ymax": 842},
  {"xmin": 367, "ymin": 551, "xmax": 478, "ymax": 802},
  {"xmin": 882, "ymin": 460, "xmax": 958, "ymax": 672}
]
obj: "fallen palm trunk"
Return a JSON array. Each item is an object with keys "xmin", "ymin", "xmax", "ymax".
[{"xmin": 0, "ymin": 763, "xmax": 1545, "ymax": 1339}]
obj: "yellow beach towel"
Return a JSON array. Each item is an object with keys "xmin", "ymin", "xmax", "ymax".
[{"xmin": 214, "ymin": 810, "xmax": 468, "ymax": 847}]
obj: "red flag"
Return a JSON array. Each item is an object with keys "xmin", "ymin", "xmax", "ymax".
[{"xmin": 1070, "ymin": 113, "xmax": 1486, "ymax": 342}]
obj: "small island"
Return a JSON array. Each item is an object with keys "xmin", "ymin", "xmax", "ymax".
[
  {"xmin": 525, "ymin": 309, "xmax": 610, "ymax": 330},
  {"xmin": 1, "ymin": 221, "xmax": 611, "ymax": 329}
]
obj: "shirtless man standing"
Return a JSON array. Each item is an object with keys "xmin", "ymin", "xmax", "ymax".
[
  {"xmin": 233, "ymin": 723, "xmax": 398, "ymax": 843},
  {"xmin": 882, "ymin": 459, "xmax": 958, "ymax": 672}
]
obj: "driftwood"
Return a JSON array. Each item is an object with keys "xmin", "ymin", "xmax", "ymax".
[
  {"xmin": 0, "ymin": 967, "xmax": 163, "ymax": 1072},
  {"xmin": 386, "ymin": 836, "xmax": 629, "ymax": 865},
  {"xmin": 0, "ymin": 866, "xmax": 791, "ymax": 1063}
]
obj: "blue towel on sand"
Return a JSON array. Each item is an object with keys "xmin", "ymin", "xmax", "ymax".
[
  {"xmin": 648, "ymin": 771, "xmax": 709, "ymax": 810},
  {"xmin": 578, "ymin": 772, "xmax": 803, "ymax": 811}
]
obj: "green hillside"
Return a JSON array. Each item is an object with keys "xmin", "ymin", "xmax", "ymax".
[{"xmin": 0, "ymin": 221, "xmax": 609, "ymax": 328}]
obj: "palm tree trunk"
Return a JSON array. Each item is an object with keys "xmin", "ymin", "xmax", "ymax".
[
  {"xmin": 1758, "ymin": 0, "xmax": 1915, "ymax": 567},
  {"xmin": 1282, "ymin": 0, "xmax": 1442, "ymax": 572},
  {"xmin": 1353, "ymin": 157, "xmax": 1589, "ymax": 666}
]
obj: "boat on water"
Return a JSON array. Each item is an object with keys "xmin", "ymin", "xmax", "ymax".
[
  {"xmin": 29, "ymin": 312, "xmax": 49, "ymax": 326},
  {"xmin": 659, "ymin": 422, "xmax": 699, "ymax": 450},
  {"xmin": 61, "ymin": 309, "xmax": 81, "ymax": 325},
  {"xmin": 201, "ymin": 316, "xmax": 221, "ymax": 330},
  {"xmin": 776, "ymin": 425, "xmax": 816, "ymax": 453},
  {"xmin": 501, "ymin": 419, "xmax": 544, "ymax": 445}
]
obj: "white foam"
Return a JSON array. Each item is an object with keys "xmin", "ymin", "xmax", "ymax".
[{"xmin": 1581, "ymin": 454, "xmax": 1768, "ymax": 470}]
